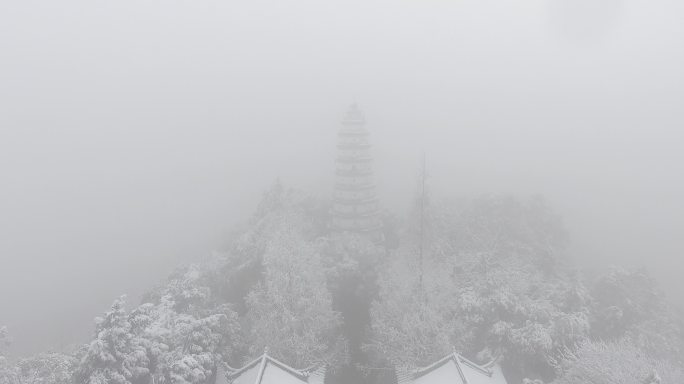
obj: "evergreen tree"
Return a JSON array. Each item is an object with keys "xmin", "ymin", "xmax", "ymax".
[
  {"xmin": 553, "ymin": 339, "xmax": 684, "ymax": 384},
  {"xmin": 16, "ymin": 352, "xmax": 76, "ymax": 384},
  {"xmin": 245, "ymin": 225, "xmax": 346, "ymax": 367},
  {"xmin": 0, "ymin": 326, "xmax": 17, "ymax": 384},
  {"xmin": 368, "ymin": 196, "xmax": 591, "ymax": 380},
  {"xmin": 75, "ymin": 297, "xmax": 150, "ymax": 384},
  {"xmin": 591, "ymin": 267, "xmax": 684, "ymax": 362}
]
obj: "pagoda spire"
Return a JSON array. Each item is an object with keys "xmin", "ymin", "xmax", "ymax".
[{"xmin": 330, "ymin": 104, "xmax": 383, "ymax": 242}]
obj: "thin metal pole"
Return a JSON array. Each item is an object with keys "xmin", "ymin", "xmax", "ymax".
[{"xmin": 418, "ymin": 152, "xmax": 426, "ymax": 291}]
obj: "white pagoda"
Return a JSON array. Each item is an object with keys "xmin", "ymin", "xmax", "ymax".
[{"xmin": 330, "ymin": 104, "xmax": 383, "ymax": 242}]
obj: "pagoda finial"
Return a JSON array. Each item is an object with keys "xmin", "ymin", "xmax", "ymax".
[
  {"xmin": 263, "ymin": 346, "xmax": 269, "ymax": 355},
  {"xmin": 342, "ymin": 103, "xmax": 365, "ymax": 124}
]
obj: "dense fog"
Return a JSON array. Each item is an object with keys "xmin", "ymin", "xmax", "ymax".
[{"xmin": 1, "ymin": 0, "xmax": 683, "ymax": 367}]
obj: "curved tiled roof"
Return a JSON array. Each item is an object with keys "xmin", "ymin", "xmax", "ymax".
[
  {"xmin": 223, "ymin": 350, "xmax": 325, "ymax": 384},
  {"xmin": 397, "ymin": 351, "xmax": 507, "ymax": 384}
]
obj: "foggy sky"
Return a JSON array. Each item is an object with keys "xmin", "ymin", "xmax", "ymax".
[{"xmin": 1, "ymin": 0, "xmax": 683, "ymax": 356}]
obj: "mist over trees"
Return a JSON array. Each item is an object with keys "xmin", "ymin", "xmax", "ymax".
[
  {"xmin": 368, "ymin": 196, "xmax": 588, "ymax": 378},
  {"xmin": 3, "ymin": 1, "xmax": 684, "ymax": 379},
  {"xmin": 2, "ymin": 181, "xmax": 682, "ymax": 384},
  {"xmin": 2, "ymin": 1, "xmax": 684, "ymax": 383}
]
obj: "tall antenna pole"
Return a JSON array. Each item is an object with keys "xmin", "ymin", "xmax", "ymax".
[{"xmin": 418, "ymin": 152, "xmax": 426, "ymax": 291}]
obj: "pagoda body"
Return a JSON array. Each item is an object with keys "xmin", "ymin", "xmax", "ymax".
[{"xmin": 331, "ymin": 104, "xmax": 383, "ymax": 241}]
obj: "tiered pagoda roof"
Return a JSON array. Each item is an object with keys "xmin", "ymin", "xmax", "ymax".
[{"xmin": 330, "ymin": 104, "xmax": 384, "ymax": 241}]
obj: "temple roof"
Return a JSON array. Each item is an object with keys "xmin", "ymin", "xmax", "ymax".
[
  {"xmin": 223, "ymin": 350, "xmax": 325, "ymax": 384},
  {"xmin": 397, "ymin": 351, "xmax": 508, "ymax": 384}
]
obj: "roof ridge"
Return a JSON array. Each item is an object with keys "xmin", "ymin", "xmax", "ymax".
[
  {"xmin": 408, "ymin": 350, "xmax": 498, "ymax": 382},
  {"xmin": 264, "ymin": 354, "xmax": 311, "ymax": 379},
  {"xmin": 456, "ymin": 354, "xmax": 494, "ymax": 377},
  {"xmin": 480, "ymin": 355, "xmax": 502, "ymax": 369},
  {"xmin": 227, "ymin": 354, "xmax": 266, "ymax": 378},
  {"xmin": 254, "ymin": 353, "xmax": 269, "ymax": 384},
  {"xmin": 228, "ymin": 349, "xmax": 322, "ymax": 384},
  {"xmin": 452, "ymin": 353, "xmax": 469, "ymax": 384},
  {"xmin": 413, "ymin": 352, "xmax": 455, "ymax": 375}
]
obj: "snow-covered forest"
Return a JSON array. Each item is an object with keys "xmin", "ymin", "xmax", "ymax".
[
  {"xmin": 3, "ymin": 1, "xmax": 684, "ymax": 384},
  {"xmin": 2, "ymin": 183, "xmax": 682, "ymax": 384}
]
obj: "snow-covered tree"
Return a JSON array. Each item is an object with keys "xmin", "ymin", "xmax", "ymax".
[
  {"xmin": 318, "ymin": 232, "xmax": 384, "ymax": 296},
  {"xmin": 212, "ymin": 183, "xmax": 330, "ymax": 314},
  {"xmin": 0, "ymin": 329, "xmax": 76, "ymax": 384},
  {"xmin": 78, "ymin": 285, "xmax": 242, "ymax": 384},
  {"xmin": 470, "ymin": 260, "xmax": 591, "ymax": 377},
  {"xmin": 232, "ymin": 182, "xmax": 327, "ymax": 263},
  {"xmin": 0, "ymin": 326, "xmax": 17, "ymax": 384},
  {"xmin": 368, "ymin": 196, "xmax": 590, "ymax": 380},
  {"xmin": 420, "ymin": 195, "xmax": 567, "ymax": 272},
  {"xmin": 367, "ymin": 248, "xmax": 469, "ymax": 367},
  {"xmin": 75, "ymin": 297, "xmax": 150, "ymax": 384},
  {"xmin": 591, "ymin": 267, "xmax": 684, "ymax": 361},
  {"xmin": 0, "ymin": 327, "xmax": 8, "ymax": 355},
  {"xmin": 131, "ymin": 281, "xmax": 241, "ymax": 384},
  {"xmin": 153, "ymin": 306, "xmax": 238, "ymax": 384},
  {"xmin": 245, "ymin": 225, "xmax": 346, "ymax": 367},
  {"xmin": 552, "ymin": 339, "xmax": 684, "ymax": 384},
  {"xmin": 369, "ymin": 248, "xmax": 590, "ymax": 374},
  {"xmin": 161, "ymin": 266, "xmax": 212, "ymax": 315},
  {"xmin": 16, "ymin": 352, "xmax": 76, "ymax": 384}
]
